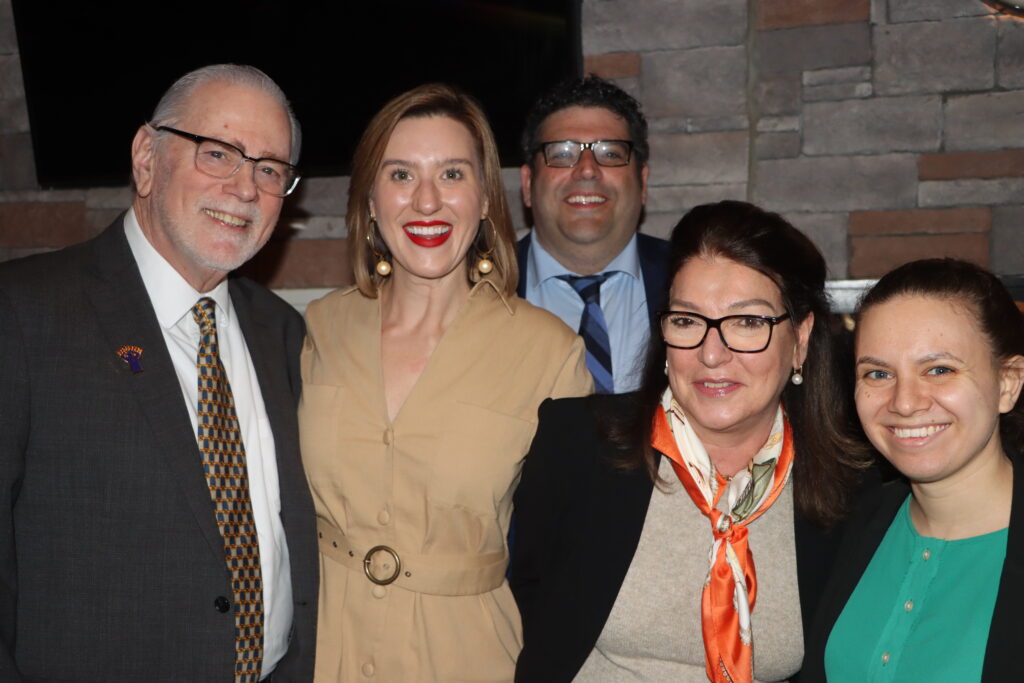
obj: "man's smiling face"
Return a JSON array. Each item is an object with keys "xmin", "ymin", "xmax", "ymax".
[
  {"xmin": 521, "ymin": 105, "xmax": 648, "ymax": 265},
  {"xmin": 133, "ymin": 80, "xmax": 292, "ymax": 292}
]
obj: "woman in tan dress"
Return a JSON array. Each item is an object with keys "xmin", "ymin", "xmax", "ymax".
[{"xmin": 299, "ymin": 84, "xmax": 592, "ymax": 681}]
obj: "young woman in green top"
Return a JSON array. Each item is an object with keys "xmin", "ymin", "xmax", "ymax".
[{"xmin": 803, "ymin": 258, "xmax": 1024, "ymax": 682}]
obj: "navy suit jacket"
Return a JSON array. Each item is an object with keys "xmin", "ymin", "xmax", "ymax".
[
  {"xmin": 0, "ymin": 219, "xmax": 318, "ymax": 682},
  {"xmin": 515, "ymin": 231, "xmax": 671, "ymax": 328}
]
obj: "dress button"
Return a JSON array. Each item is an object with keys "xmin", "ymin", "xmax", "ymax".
[
  {"xmin": 922, "ymin": 549, "xmax": 931, "ymax": 561},
  {"xmin": 904, "ymin": 600, "xmax": 914, "ymax": 612},
  {"xmin": 214, "ymin": 596, "xmax": 231, "ymax": 613},
  {"xmin": 881, "ymin": 652, "xmax": 891, "ymax": 664},
  {"xmin": 383, "ymin": 429, "xmax": 392, "ymax": 445},
  {"xmin": 377, "ymin": 509, "xmax": 391, "ymax": 525},
  {"xmin": 372, "ymin": 585, "xmax": 387, "ymax": 599},
  {"xmin": 362, "ymin": 662, "xmax": 375, "ymax": 677}
]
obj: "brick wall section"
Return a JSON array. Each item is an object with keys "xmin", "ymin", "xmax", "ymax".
[
  {"xmin": 847, "ymin": 207, "xmax": 991, "ymax": 276},
  {"xmin": 758, "ymin": 0, "xmax": 870, "ymax": 30},
  {"xmin": 850, "ymin": 233, "xmax": 990, "ymax": 277},
  {"xmin": 918, "ymin": 149, "xmax": 1024, "ymax": 180},
  {"xmin": 4, "ymin": 0, "xmax": 1024, "ymax": 286},
  {"xmin": 582, "ymin": 0, "xmax": 1024, "ymax": 279},
  {"xmin": 238, "ymin": 237, "xmax": 351, "ymax": 289}
]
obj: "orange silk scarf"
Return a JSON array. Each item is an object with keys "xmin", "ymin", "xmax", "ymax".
[{"xmin": 651, "ymin": 407, "xmax": 794, "ymax": 683}]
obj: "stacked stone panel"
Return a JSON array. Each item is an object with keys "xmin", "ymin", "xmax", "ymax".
[{"xmin": 4, "ymin": 0, "xmax": 1024, "ymax": 283}]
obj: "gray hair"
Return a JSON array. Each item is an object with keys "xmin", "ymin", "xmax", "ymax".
[{"xmin": 149, "ymin": 64, "xmax": 302, "ymax": 165}]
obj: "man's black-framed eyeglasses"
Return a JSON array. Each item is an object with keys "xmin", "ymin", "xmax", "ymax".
[
  {"xmin": 658, "ymin": 310, "xmax": 792, "ymax": 353},
  {"xmin": 535, "ymin": 139, "xmax": 634, "ymax": 168},
  {"xmin": 152, "ymin": 124, "xmax": 301, "ymax": 197}
]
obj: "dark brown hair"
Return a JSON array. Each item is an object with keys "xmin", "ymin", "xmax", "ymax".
[
  {"xmin": 857, "ymin": 258, "xmax": 1024, "ymax": 454},
  {"xmin": 520, "ymin": 74, "xmax": 649, "ymax": 170},
  {"xmin": 347, "ymin": 83, "xmax": 517, "ymax": 297},
  {"xmin": 604, "ymin": 201, "xmax": 871, "ymax": 528}
]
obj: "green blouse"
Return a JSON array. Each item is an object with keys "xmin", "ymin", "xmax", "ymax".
[{"xmin": 825, "ymin": 496, "xmax": 1007, "ymax": 682}]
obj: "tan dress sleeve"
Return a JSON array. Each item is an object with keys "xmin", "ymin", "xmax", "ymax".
[{"xmin": 551, "ymin": 334, "xmax": 594, "ymax": 399}]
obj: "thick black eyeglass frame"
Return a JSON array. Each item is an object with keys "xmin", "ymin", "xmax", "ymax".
[
  {"xmin": 152, "ymin": 124, "xmax": 301, "ymax": 197},
  {"xmin": 535, "ymin": 139, "xmax": 635, "ymax": 167},
  {"xmin": 658, "ymin": 310, "xmax": 792, "ymax": 353}
]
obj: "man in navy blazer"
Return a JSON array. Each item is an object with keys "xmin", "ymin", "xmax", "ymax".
[
  {"xmin": 0, "ymin": 65, "xmax": 317, "ymax": 682},
  {"xmin": 516, "ymin": 76, "xmax": 669, "ymax": 393}
]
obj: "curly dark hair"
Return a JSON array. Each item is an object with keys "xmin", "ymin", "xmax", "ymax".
[
  {"xmin": 603, "ymin": 200, "xmax": 872, "ymax": 528},
  {"xmin": 520, "ymin": 75, "xmax": 649, "ymax": 169},
  {"xmin": 857, "ymin": 258, "xmax": 1024, "ymax": 455}
]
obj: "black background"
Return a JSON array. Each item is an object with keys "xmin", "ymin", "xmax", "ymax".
[{"xmin": 12, "ymin": 0, "xmax": 581, "ymax": 188}]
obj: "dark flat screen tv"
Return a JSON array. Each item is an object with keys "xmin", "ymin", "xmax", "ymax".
[{"xmin": 12, "ymin": 0, "xmax": 581, "ymax": 188}]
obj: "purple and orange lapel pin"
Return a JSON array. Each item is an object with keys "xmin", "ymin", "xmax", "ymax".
[{"xmin": 117, "ymin": 345, "xmax": 144, "ymax": 373}]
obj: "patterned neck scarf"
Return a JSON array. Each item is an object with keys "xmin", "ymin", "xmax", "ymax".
[{"xmin": 651, "ymin": 388, "xmax": 794, "ymax": 683}]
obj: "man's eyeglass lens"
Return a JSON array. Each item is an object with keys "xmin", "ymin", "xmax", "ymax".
[
  {"xmin": 194, "ymin": 139, "xmax": 297, "ymax": 197},
  {"xmin": 540, "ymin": 140, "xmax": 632, "ymax": 167}
]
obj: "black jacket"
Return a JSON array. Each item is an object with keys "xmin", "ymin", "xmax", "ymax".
[
  {"xmin": 802, "ymin": 447, "xmax": 1024, "ymax": 682},
  {"xmin": 510, "ymin": 394, "xmax": 846, "ymax": 682}
]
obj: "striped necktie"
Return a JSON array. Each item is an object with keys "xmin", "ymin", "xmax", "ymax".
[
  {"xmin": 193, "ymin": 297, "xmax": 264, "ymax": 683},
  {"xmin": 559, "ymin": 273, "xmax": 614, "ymax": 393}
]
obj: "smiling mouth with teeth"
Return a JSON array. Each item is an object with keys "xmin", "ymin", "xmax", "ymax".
[
  {"xmin": 703, "ymin": 381, "xmax": 732, "ymax": 389},
  {"xmin": 404, "ymin": 225, "xmax": 452, "ymax": 236},
  {"xmin": 204, "ymin": 208, "xmax": 249, "ymax": 227},
  {"xmin": 566, "ymin": 195, "xmax": 607, "ymax": 205},
  {"xmin": 891, "ymin": 424, "xmax": 949, "ymax": 439}
]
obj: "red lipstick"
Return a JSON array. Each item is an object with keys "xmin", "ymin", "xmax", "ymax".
[{"xmin": 403, "ymin": 220, "xmax": 453, "ymax": 248}]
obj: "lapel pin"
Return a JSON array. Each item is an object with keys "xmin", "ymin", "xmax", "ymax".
[{"xmin": 117, "ymin": 345, "xmax": 144, "ymax": 373}]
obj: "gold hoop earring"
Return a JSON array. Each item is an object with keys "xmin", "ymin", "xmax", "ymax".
[
  {"xmin": 476, "ymin": 216, "xmax": 496, "ymax": 275},
  {"xmin": 367, "ymin": 219, "xmax": 391, "ymax": 277}
]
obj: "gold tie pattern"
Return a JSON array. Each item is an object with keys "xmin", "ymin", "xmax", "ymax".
[{"xmin": 193, "ymin": 297, "xmax": 264, "ymax": 682}]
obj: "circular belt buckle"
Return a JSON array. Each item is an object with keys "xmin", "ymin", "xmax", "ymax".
[{"xmin": 363, "ymin": 545, "xmax": 402, "ymax": 585}]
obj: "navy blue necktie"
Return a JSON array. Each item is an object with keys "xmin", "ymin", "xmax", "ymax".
[{"xmin": 559, "ymin": 273, "xmax": 614, "ymax": 393}]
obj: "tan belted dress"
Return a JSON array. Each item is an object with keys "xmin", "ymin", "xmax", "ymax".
[{"xmin": 299, "ymin": 280, "xmax": 592, "ymax": 682}]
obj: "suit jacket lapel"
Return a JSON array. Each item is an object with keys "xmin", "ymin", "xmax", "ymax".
[
  {"xmin": 982, "ymin": 446, "xmax": 1024, "ymax": 679},
  {"xmin": 575, "ymin": 444, "xmax": 657, "ymax": 665},
  {"xmin": 803, "ymin": 482, "xmax": 907, "ymax": 680},
  {"xmin": 515, "ymin": 234, "xmax": 530, "ymax": 298},
  {"xmin": 85, "ymin": 221, "xmax": 227, "ymax": 564},
  {"xmin": 229, "ymin": 282, "xmax": 304, "ymax": 509},
  {"xmin": 637, "ymin": 234, "xmax": 669, "ymax": 325}
]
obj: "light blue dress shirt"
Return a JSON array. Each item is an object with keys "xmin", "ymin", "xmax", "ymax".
[{"xmin": 524, "ymin": 234, "xmax": 651, "ymax": 393}]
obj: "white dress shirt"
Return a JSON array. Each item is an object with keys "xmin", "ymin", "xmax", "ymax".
[{"xmin": 124, "ymin": 209, "xmax": 292, "ymax": 677}]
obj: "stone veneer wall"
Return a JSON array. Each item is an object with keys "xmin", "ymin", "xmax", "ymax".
[{"xmin": 3, "ymin": 0, "xmax": 1024, "ymax": 286}]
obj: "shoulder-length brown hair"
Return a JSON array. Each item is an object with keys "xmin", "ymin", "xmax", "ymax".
[
  {"xmin": 347, "ymin": 83, "xmax": 517, "ymax": 297},
  {"xmin": 603, "ymin": 201, "xmax": 872, "ymax": 528}
]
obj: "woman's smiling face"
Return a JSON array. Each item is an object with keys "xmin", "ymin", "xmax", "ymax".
[
  {"xmin": 854, "ymin": 294, "xmax": 1022, "ymax": 484},
  {"xmin": 369, "ymin": 115, "xmax": 488, "ymax": 285},
  {"xmin": 665, "ymin": 255, "xmax": 811, "ymax": 445}
]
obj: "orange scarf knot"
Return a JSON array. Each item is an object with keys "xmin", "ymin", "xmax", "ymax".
[{"xmin": 651, "ymin": 404, "xmax": 794, "ymax": 683}]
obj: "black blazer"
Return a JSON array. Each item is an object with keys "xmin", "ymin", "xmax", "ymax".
[
  {"xmin": 515, "ymin": 231, "xmax": 671, "ymax": 327},
  {"xmin": 509, "ymin": 394, "xmax": 845, "ymax": 683},
  {"xmin": 802, "ymin": 448, "xmax": 1024, "ymax": 682},
  {"xmin": 0, "ymin": 220, "xmax": 318, "ymax": 682}
]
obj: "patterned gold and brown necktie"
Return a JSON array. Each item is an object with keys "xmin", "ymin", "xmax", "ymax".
[{"xmin": 193, "ymin": 297, "xmax": 264, "ymax": 682}]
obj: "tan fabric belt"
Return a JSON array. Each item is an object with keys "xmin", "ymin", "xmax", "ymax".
[{"xmin": 317, "ymin": 518, "xmax": 507, "ymax": 596}]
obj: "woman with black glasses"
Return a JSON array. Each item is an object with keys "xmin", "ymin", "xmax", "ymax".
[{"xmin": 509, "ymin": 200, "xmax": 871, "ymax": 682}]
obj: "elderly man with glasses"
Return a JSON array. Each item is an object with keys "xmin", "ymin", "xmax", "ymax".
[
  {"xmin": 517, "ymin": 75, "xmax": 670, "ymax": 394},
  {"xmin": 0, "ymin": 64, "xmax": 317, "ymax": 683}
]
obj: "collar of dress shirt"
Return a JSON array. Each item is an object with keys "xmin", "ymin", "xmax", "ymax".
[
  {"xmin": 526, "ymin": 231, "xmax": 642, "ymax": 294},
  {"xmin": 123, "ymin": 208, "xmax": 233, "ymax": 331}
]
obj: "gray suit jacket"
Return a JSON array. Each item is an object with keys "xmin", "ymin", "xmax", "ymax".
[{"xmin": 0, "ymin": 219, "xmax": 318, "ymax": 682}]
